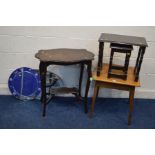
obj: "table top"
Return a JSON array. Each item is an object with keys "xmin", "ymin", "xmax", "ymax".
[
  {"xmin": 99, "ymin": 33, "xmax": 148, "ymax": 47},
  {"xmin": 35, "ymin": 48, "xmax": 94, "ymax": 62},
  {"xmin": 92, "ymin": 63, "xmax": 140, "ymax": 87}
]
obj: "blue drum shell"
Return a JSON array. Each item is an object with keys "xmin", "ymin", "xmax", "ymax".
[{"xmin": 8, "ymin": 67, "xmax": 41, "ymax": 100}]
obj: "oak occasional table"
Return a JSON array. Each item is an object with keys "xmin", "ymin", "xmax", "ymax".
[
  {"xmin": 97, "ymin": 33, "xmax": 148, "ymax": 81},
  {"xmin": 90, "ymin": 63, "xmax": 141, "ymax": 125},
  {"xmin": 35, "ymin": 48, "xmax": 94, "ymax": 116}
]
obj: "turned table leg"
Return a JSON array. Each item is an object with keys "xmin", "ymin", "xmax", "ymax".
[
  {"xmin": 135, "ymin": 46, "xmax": 146, "ymax": 81},
  {"xmin": 84, "ymin": 61, "xmax": 92, "ymax": 113},
  {"xmin": 79, "ymin": 63, "xmax": 84, "ymax": 97},
  {"xmin": 39, "ymin": 62, "xmax": 47, "ymax": 117},
  {"xmin": 128, "ymin": 87, "xmax": 135, "ymax": 125}
]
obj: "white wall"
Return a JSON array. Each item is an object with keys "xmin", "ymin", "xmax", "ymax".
[{"xmin": 0, "ymin": 26, "xmax": 155, "ymax": 98}]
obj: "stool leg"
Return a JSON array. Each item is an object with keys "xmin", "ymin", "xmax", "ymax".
[
  {"xmin": 123, "ymin": 52, "xmax": 131, "ymax": 79},
  {"xmin": 84, "ymin": 61, "xmax": 92, "ymax": 113},
  {"xmin": 89, "ymin": 83, "xmax": 99, "ymax": 117},
  {"xmin": 97, "ymin": 42, "xmax": 104, "ymax": 76},
  {"xmin": 128, "ymin": 87, "xmax": 135, "ymax": 125},
  {"xmin": 39, "ymin": 62, "xmax": 47, "ymax": 117},
  {"xmin": 124, "ymin": 52, "xmax": 131, "ymax": 74},
  {"xmin": 108, "ymin": 49, "xmax": 114, "ymax": 78}
]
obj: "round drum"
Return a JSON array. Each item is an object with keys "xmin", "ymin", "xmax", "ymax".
[
  {"xmin": 8, "ymin": 67, "xmax": 64, "ymax": 101},
  {"xmin": 8, "ymin": 67, "xmax": 41, "ymax": 101}
]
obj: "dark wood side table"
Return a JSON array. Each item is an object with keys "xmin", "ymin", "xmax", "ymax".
[
  {"xmin": 97, "ymin": 33, "xmax": 148, "ymax": 81},
  {"xmin": 35, "ymin": 48, "xmax": 94, "ymax": 116}
]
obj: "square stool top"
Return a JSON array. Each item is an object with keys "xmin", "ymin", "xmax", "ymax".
[{"xmin": 110, "ymin": 43, "xmax": 133, "ymax": 51}]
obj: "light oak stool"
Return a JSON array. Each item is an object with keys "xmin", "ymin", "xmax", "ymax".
[{"xmin": 89, "ymin": 63, "xmax": 140, "ymax": 125}]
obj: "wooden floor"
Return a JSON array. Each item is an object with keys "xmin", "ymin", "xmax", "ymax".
[{"xmin": 92, "ymin": 63, "xmax": 140, "ymax": 87}]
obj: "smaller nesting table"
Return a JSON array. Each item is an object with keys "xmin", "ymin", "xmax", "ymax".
[
  {"xmin": 35, "ymin": 48, "xmax": 94, "ymax": 116},
  {"xmin": 108, "ymin": 43, "xmax": 133, "ymax": 80}
]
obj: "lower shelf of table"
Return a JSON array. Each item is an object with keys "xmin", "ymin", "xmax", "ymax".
[
  {"xmin": 50, "ymin": 87, "xmax": 79, "ymax": 95},
  {"xmin": 45, "ymin": 87, "xmax": 80, "ymax": 104}
]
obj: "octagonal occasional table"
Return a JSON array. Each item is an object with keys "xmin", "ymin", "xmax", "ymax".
[{"xmin": 35, "ymin": 48, "xmax": 94, "ymax": 116}]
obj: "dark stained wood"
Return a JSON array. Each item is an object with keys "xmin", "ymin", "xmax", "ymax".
[
  {"xmin": 35, "ymin": 48, "xmax": 94, "ymax": 62},
  {"xmin": 108, "ymin": 43, "xmax": 132, "ymax": 80},
  {"xmin": 50, "ymin": 87, "xmax": 78, "ymax": 94},
  {"xmin": 108, "ymin": 48, "xmax": 114, "ymax": 78},
  {"xmin": 39, "ymin": 62, "xmax": 47, "ymax": 117},
  {"xmin": 36, "ymin": 49, "xmax": 94, "ymax": 116},
  {"xmin": 135, "ymin": 46, "xmax": 146, "ymax": 81},
  {"xmin": 110, "ymin": 43, "xmax": 133, "ymax": 51},
  {"xmin": 79, "ymin": 64, "xmax": 84, "ymax": 97},
  {"xmin": 124, "ymin": 52, "xmax": 131, "ymax": 75},
  {"xmin": 97, "ymin": 42, "xmax": 104, "ymax": 76},
  {"xmin": 84, "ymin": 61, "xmax": 92, "ymax": 113},
  {"xmin": 134, "ymin": 47, "xmax": 142, "ymax": 73},
  {"xmin": 99, "ymin": 33, "xmax": 148, "ymax": 47},
  {"xmin": 97, "ymin": 33, "xmax": 147, "ymax": 81}
]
